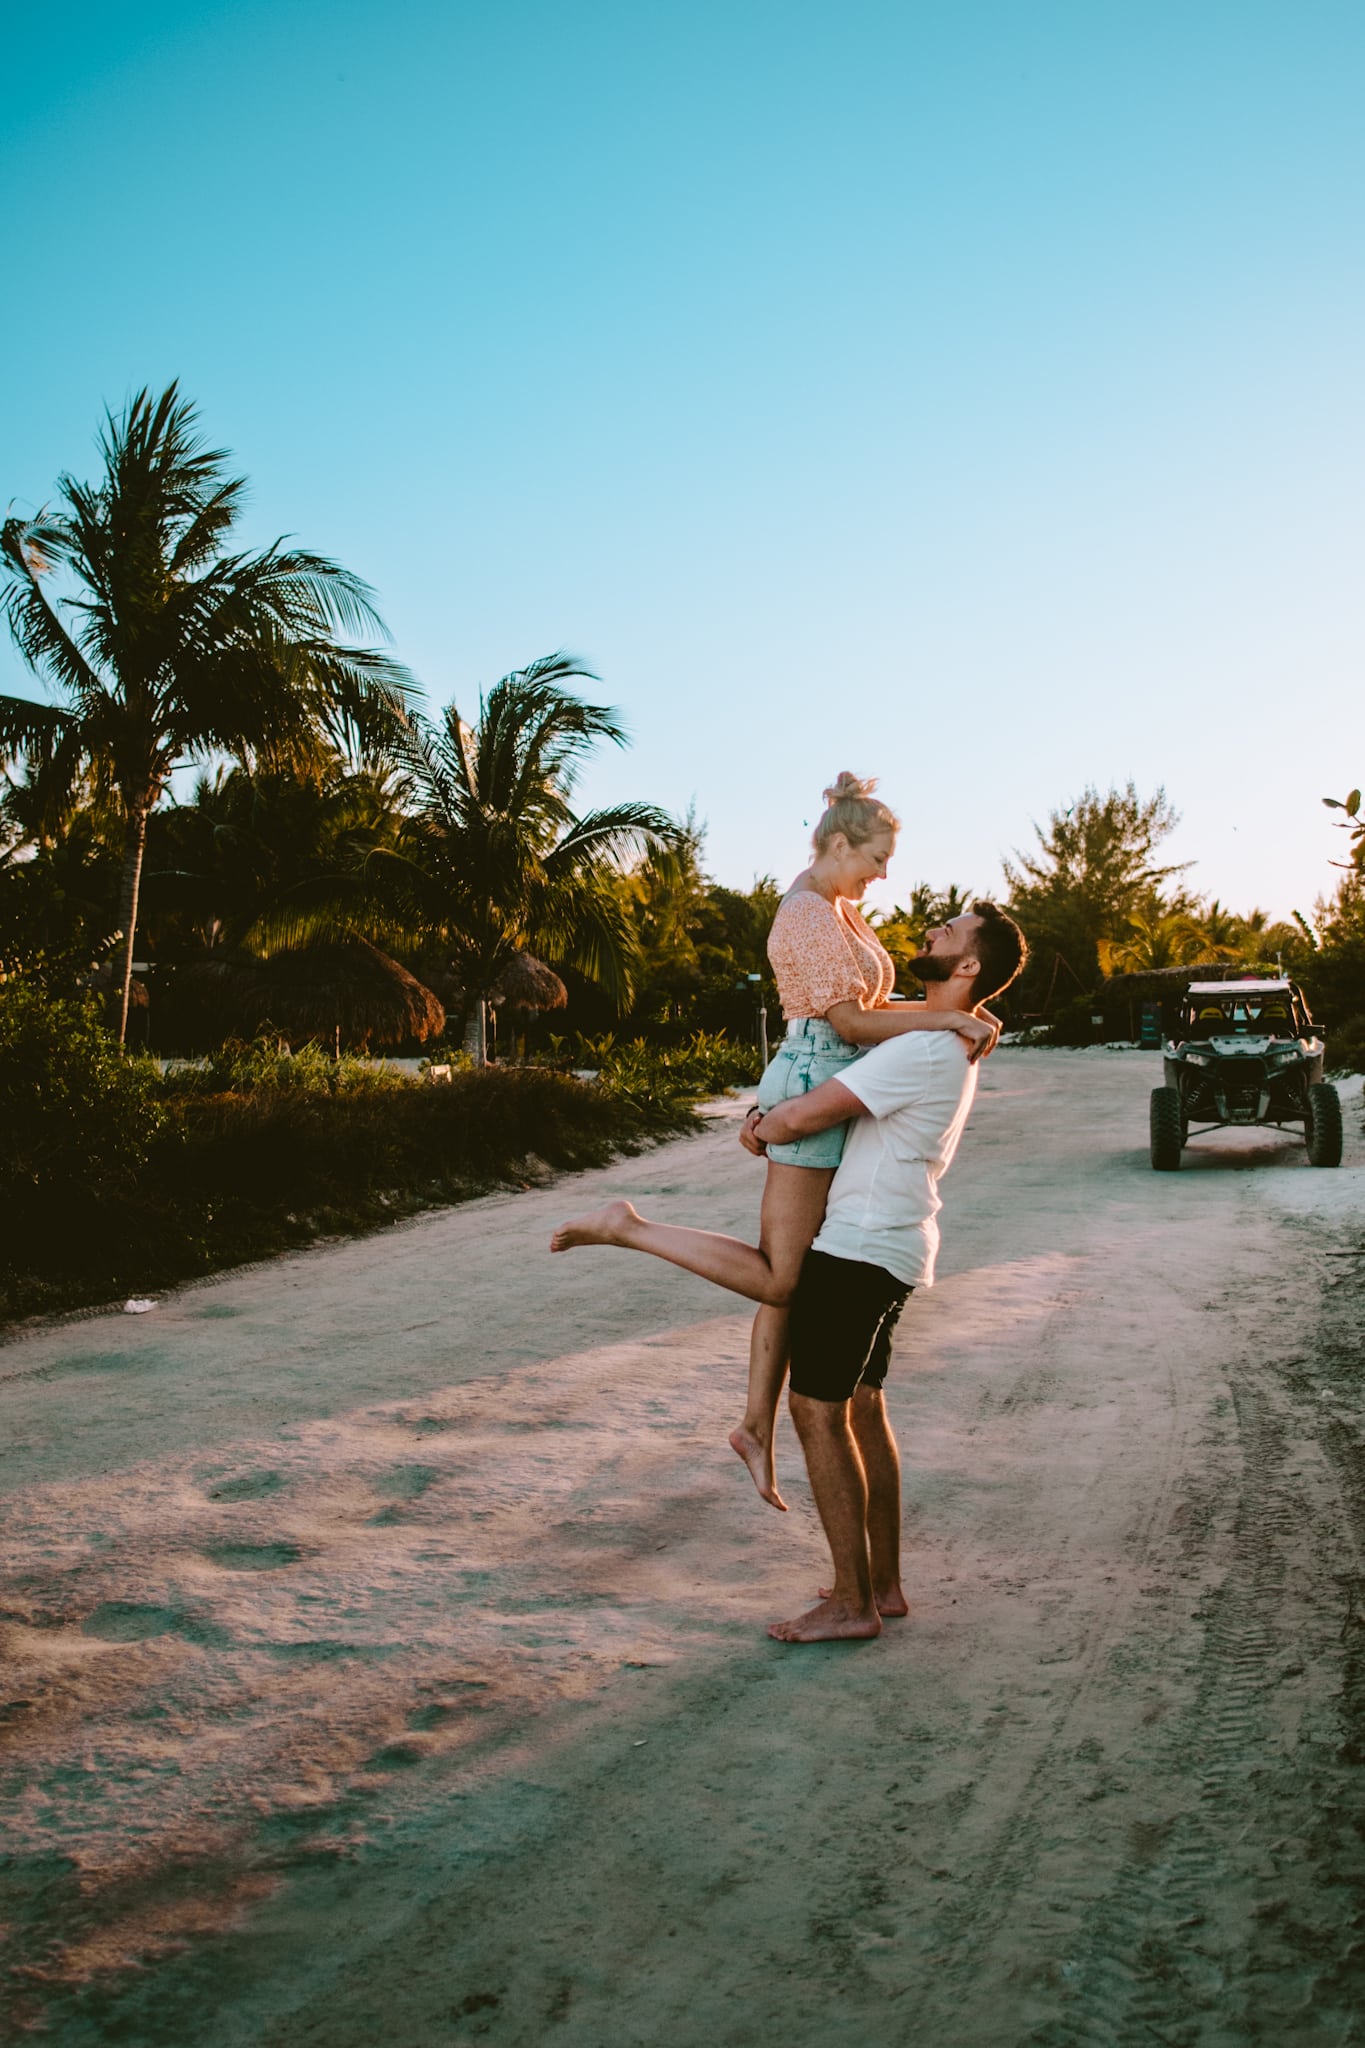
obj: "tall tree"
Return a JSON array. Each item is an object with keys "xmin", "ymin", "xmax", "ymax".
[
  {"xmin": 0, "ymin": 384, "xmax": 414, "ymax": 1039},
  {"xmin": 141, "ymin": 761, "xmax": 410, "ymax": 960},
  {"xmin": 257, "ymin": 656, "xmax": 678, "ymax": 1061},
  {"xmin": 1004, "ymin": 784, "xmax": 1188, "ymax": 1009},
  {"xmin": 1103, "ymin": 906, "xmax": 1221, "ymax": 974}
]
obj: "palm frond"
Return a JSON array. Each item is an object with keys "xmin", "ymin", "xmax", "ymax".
[
  {"xmin": 528, "ymin": 869, "xmax": 641, "ymax": 1008},
  {"xmin": 545, "ymin": 803, "xmax": 679, "ymax": 875},
  {"xmin": 0, "ymin": 516, "xmax": 106, "ymax": 707},
  {"xmin": 226, "ymin": 544, "xmax": 394, "ymax": 644},
  {"xmin": 167, "ymin": 478, "xmax": 249, "ymax": 576},
  {"xmin": 0, "ymin": 693, "xmax": 78, "ymax": 764},
  {"xmin": 245, "ymin": 845, "xmax": 448, "ymax": 955}
]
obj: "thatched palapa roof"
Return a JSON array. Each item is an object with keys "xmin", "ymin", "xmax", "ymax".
[
  {"xmin": 1099, "ymin": 962, "xmax": 1235, "ymax": 1005},
  {"xmin": 422, "ymin": 953, "xmax": 569, "ymax": 1015},
  {"xmin": 177, "ymin": 941, "xmax": 445, "ymax": 1050},
  {"xmin": 492, "ymin": 952, "xmax": 568, "ymax": 1012}
]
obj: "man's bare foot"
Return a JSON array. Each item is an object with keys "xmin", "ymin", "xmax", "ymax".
[
  {"xmin": 768, "ymin": 1596, "xmax": 881, "ymax": 1643},
  {"xmin": 819, "ymin": 1582, "xmax": 908, "ymax": 1617},
  {"xmin": 729, "ymin": 1424, "xmax": 787, "ymax": 1511},
  {"xmin": 549, "ymin": 1199, "xmax": 641, "ymax": 1253}
]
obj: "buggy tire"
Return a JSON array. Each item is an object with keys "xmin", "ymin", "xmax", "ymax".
[
  {"xmin": 1306, "ymin": 1082, "xmax": 1343, "ymax": 1168},
  {"xmin": 1150, "ymin": 1086, "xmax": 1184, "ymax": 1170}
]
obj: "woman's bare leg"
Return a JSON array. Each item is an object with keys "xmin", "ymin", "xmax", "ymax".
[
  {"xmin": 729, "ymin": 1165, "xmax": 834, "ymax": 1510},
  {"xmin": 730, "ymin": 1306, "xmax": 791, "ymax": 1509},
  {"xmin": 551, "ymin": 1164, "xmax": 833, "ymax": 1510},
  {"xmin": 551, "ymin": 1162, "xmax": 831, "ymax": 1304},
  {"xmin": 550, "ymin": 1200, "xmax": 786, "ymax": 1301}
]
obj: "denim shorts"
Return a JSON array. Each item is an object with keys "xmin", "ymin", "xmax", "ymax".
[{"xmin": 755, "ymin": 1018, "xmax": 863, "ymax": 1169}]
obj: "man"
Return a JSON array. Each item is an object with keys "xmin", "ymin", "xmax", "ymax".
[{"xmin": 551, "ymin": 903, "xmax": 1027, "ymax": 1644}]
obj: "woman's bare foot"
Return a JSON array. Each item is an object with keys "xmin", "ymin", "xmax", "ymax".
[
  {"xmin": 549, "ymin": 1199, "xmax": 641, "ymax": 1253},
  {"xmin": 768, "ymin": 1595, "xmax": 881, "ymax": 1643},
  {"xmin": 729, "ymin": 1424, "xmax": 787, "ymax": 1511},
  {"xmin": 819, "ymin": 1582, "xmax": 908, "ymax": 1617}
]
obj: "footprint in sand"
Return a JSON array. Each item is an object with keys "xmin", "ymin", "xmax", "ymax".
[
  {"xmin": 202, "ymin": 1541, "xmax": 302, "ymax": 1572},
  {"xmin": 406, "ymin": 1692, "xmax": 487, "ymax": 1731},
  {"xmin": 366, "ymin": 1465, "xmax": 441, "ymax": 1523},
  {"xmin": 366, "ymin": 1741, "xmax": 427, "ymax": 1771},
  {"xmin": 205, "ymin": 1470, "xmax": 284, "ymax": 1503},
  {"xmin": 81, "ymin": 1601, "xmax": 232, "ymax": 1647}
]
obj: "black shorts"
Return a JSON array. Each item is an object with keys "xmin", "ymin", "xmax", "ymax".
[{"xmin": 787, "ymin": 1249, "xmax": 913, "ymax": 1404}]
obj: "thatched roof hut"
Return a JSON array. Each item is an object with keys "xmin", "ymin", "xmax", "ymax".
[
  {"xmin": 491, "ymin": 953, "xmax": 568, "ymax": 1013},
  {"xmin": 419, "ymin": 953, "xmax": 569, "ymax": 1017},
  {"xmin": 1098, "ymin": 961, "xmax": 1271, "ymax": 1037},
  {"xmin": 175, "ymin": 942, "xmax": 445, "ymax": 1051}
]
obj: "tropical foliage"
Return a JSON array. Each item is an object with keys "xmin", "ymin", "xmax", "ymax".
[
  {"xmin": 0, "ymin": 384, "xmax": 414, "ymax": 1036},
  {"xmin": 0, "ymin": 983, "xmax": 745, "ymax": 1324},
  {"xmin": 389, "ymin": 661, "xmax": 678, "ymax": 1056},
  {"xmin": 5, "ymin": 387, "xmax": 1361, "ymax": 1079},
  {"xmin": 235, "ymin": 657, "xmax": 683, "ymax": 1059}
]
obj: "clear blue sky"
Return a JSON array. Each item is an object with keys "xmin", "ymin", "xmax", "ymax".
[{"xmin": 3, "ymin": 1, "xmax": 1362, "ymax": 919}]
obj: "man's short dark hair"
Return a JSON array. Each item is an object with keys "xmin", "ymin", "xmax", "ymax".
[{"xmin": 969, "ymin": 901, "xmax": 1027, "ymax": 1005}]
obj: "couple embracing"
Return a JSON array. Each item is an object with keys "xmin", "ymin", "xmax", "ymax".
[{"xmin": 553, "ymin": 775, "xmax": 1027, "ymax": 1643}]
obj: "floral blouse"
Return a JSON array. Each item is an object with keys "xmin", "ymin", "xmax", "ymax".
[{"xmin": 767, "ymin": 890, "xmax": 896, "ymax": 1022}]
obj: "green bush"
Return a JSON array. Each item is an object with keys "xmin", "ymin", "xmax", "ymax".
[
  {"xmin": 0, "ymin": 981, "xmax": 165, "ymax": 1203},
  {"xmin": 556, "ymin": 1028, "xmax": 759, "ymax": 1116},
  {"xmin": 0, "ymin": 1005, "xmax": 755, "ymax": 1323},
  {"xmin": 0, "ymin": 1028, "xmax": 699, "ymax": 1322},
  {"xmin": 165, "ymin": 1036, "xmax": 410, "ymax": 1098},
  {"xmin": 1323, "ymin": 1013, "xmax": 1365, "ymax": 1077},
  {"xmin": 1042, "ymin": 994, "xmax": 1104, "ymax": 1048}
]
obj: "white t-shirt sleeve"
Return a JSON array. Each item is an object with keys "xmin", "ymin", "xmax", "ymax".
[{"xmin": 838, "ymin": 1029, "xmax": 965, "ymax": 1118}]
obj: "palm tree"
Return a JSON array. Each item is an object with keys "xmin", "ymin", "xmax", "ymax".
[
  {"xmin": 407, "ymin": 661, "xmax": 679, "ymax": 1058},
  {"xmin": 872, "ymin": 882, "xmax": 976, "ymax": 978},
  {"xmin": 0, "ymin": 384, "xmax": 415, "ymax": 1039},
  {"xmin": 1103, "ymin": 907, "xmax": 1221, "ymax": 975},
  {"xmin": 1199, "ymin": 898, "xmax": 1269, "ymax": 960},
  {"xmin": 141, "ymin": 760, "xmax": 411, "ymax": 960},
  {"xmin": 257, "ymin": 656, "xmax": 677, "ymax": 1061}
]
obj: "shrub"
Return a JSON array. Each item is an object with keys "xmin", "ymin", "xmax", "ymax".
[
  {"xmin": 0, "ymin": 981, "xmax": 165, "ymax": 1203},
  {"xmin": 0, "ymin": 1046, "xmax": 696, "ymax": 1324},
  {"xmin": 165, "ymin": 1035, "xmax": 410, "ymax": 1099},
  {"xmin": 558, "ymin": 1028, "xmax": 759, "ymax": 1117},
  {"xmin": 1323, "ymin": 1013, "xmax": 1365, "ymax": 1077}
]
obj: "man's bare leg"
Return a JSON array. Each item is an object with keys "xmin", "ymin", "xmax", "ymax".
[
  {"xmin": 769, "ymin": 1394, "xmax": 880, "ymax": 1642},
  {"xmin": 729, "ymin": 1165, "xmax": 834, "ymax": 1513},
  {"xmin": 821, "ymin": 1387, "xmax": 908, "ymax": 1615}
]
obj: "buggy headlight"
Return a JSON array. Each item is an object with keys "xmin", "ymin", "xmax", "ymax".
[{"xmin": 1183, "ymin": 1051, "xmax": 1210, "ymax": 1066}]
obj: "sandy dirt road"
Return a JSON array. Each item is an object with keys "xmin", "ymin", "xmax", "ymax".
[{"xmin": 3, "ymin": 1049, "xmax": 1365, "ymax": 2045}]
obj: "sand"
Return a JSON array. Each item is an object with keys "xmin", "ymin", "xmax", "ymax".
[{"xmin": 2, "ymin": 1051, "xmax": 1364, "ymax": 2044}]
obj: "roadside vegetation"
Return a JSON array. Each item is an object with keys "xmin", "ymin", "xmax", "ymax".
[
  {"xmin": 0, "ymin": 984, "xmax": 755, "ymax": 1324},
  {"xmin": 915, "ymin": 783, "xmax": 1365, "ymax": 1067}
]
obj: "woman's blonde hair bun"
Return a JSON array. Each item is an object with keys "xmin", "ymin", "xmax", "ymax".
[
  {"xmin": 822, "ymin": 771, "xmax": 878, "ymax": 808},
  {"xmin": 812, "ymin": 771, "xmax": 899, "ymax": 854}
]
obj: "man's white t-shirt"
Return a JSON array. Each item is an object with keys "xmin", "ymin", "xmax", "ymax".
[{"xmin": 810, "ymin": 1029, "xmax": 978, "ymax": 1288}]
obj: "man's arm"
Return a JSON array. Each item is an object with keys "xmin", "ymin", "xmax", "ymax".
[{"xmin": 749, "ymin": 1076, "xmax": 868, "ymax": 1149}]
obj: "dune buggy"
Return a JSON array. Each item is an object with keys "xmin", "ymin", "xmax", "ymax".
[{"xmin": 1150, "ymin": 978, "xmax": 1342, "ymax": 1170}]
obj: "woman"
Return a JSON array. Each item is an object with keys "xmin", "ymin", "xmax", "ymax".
[{"xmin": 551, "ymin": 773, "xmax": 996, "ymax": 1509}]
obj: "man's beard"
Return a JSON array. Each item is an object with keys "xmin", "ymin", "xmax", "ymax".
[{"xmin": 909, "ymin": 949, "xmax": 959, "ymax": 983}]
